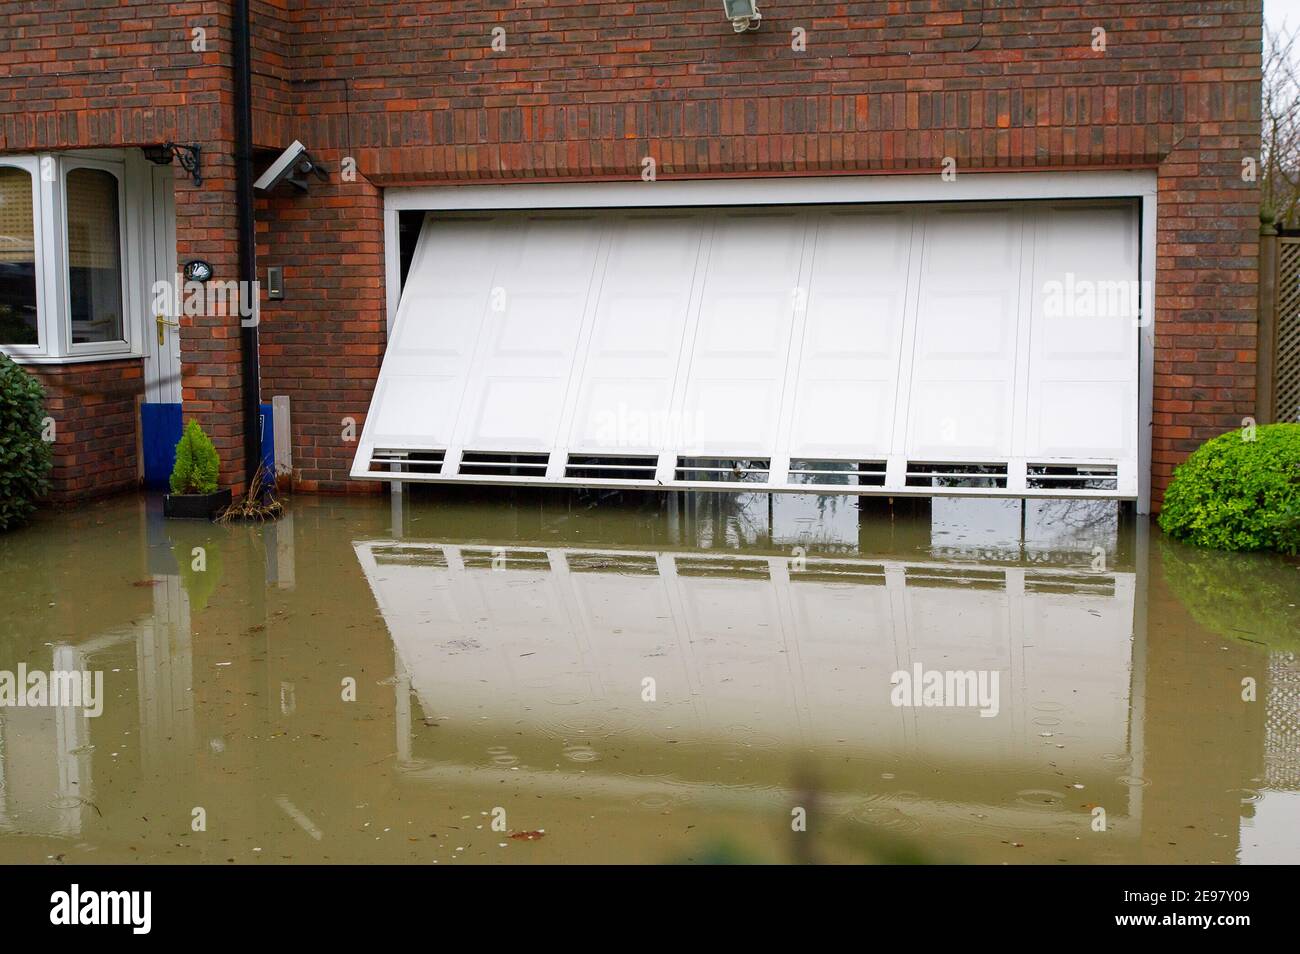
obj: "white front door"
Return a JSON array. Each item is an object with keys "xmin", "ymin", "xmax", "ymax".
[{"xmin": 143, "ymin": 163, "xmax": 180, "ymax": 404}]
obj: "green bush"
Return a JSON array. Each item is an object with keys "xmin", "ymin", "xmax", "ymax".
[
  {"xmin": 170, "ymin": 419, "xmax": 221, "ymax": 495},
  {"xmin": 1158, "ymin": 423, "xmax": 1300, "ymax": 554},
  {"xmin": 0, "ymin": 353, "xmax": 52, "ymax": 531}
]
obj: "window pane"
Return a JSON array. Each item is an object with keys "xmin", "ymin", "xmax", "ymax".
[
  {"xmin": 0, "ymin": 166, "xmax": 38, "ymax": 346},
  {"xmin": 67, "ymin": 167, "xmax": 123, "ymax": 344}
]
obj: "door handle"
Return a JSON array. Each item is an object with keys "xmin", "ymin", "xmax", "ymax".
[{"xmin": 155, "ymin": 313, "xmax": 179, "ymax": 346}]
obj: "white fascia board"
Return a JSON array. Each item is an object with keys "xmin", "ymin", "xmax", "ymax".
[{"xmin": 385, "ymin": 170, "xmax": 1158, "ymax": 212}]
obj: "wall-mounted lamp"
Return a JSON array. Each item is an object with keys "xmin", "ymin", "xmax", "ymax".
[
  {"xmin": 723, "ymin": 0, "xmax": 762, "ymax": 32},
  {"xmin": 143, "ymin": 142, "xmax": 203, "ymax": 186}
]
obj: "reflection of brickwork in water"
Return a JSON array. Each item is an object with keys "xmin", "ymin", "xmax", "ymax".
[{"xmin": 1267, "ymin": 652, "xmax": 1300, "ymax": 790}]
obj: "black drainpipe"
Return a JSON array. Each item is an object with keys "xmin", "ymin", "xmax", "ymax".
[{"xmin": 233, "ymin": 0, "xmax": 261, "ymax": 488}]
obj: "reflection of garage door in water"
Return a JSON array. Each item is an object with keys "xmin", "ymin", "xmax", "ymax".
[
  {"xmin": 354, "ymin": 201, "xmax": 1140, "ymax": 498},
  {"xmin": 356, "ymin": 540, "xmax": 1136, "ymax": 766}
]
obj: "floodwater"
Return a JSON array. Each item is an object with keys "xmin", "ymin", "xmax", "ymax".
[{"xmin": 0, "ymin": 488, "xmax": 1296, "ymax": 865}]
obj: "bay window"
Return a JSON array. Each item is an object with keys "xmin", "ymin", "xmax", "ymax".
[{"xmin": 0, "ymin": 151, "xmax": 136, "ymax": 362}]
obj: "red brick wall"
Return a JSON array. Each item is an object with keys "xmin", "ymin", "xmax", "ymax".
[
  {"xmin": 256, "ymin": 149, "xmax": 386, "ymax": 492},
  {"xmin": 174, "ymin": 140, "xmax": 251, "ymax": 492},
  {"xmin": 24, "ymin": 360, "xmax": 144, "ymax": 504},
  {"xmin": 276, "ymin": 0, "xmax": 1261, "ymax": 501},
  {"xmin": 252, "ymin": 0, "xmax": 295, "ymax": 146},
  {"xmin": 0, "ymin": 0, "xmax": 251, "ymax": 491},
  {"xmin": 1154, "ymin": 136, "xmax": 1261, "ymax": 493},
  {"xmin": 287, "ymin": 1, "xmax": 1260, "ymax": 187},
  {"xmin": 2, "ymin": 1, "xmax": 1264, "ymax": 503}
]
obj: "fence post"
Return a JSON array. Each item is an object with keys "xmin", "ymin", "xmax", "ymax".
[{"xmin": 1258, "ymin": 221, "xmax": 1278, "ymax": 424}]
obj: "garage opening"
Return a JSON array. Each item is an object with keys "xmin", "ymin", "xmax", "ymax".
[{"xmin": 356, "ymin": 198, "xmax": 1141, "ymax": 499}]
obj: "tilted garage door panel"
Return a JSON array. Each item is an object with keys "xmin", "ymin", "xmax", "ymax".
[
  {"xmin": 680, "ymin": 210, "xmax": 807, "ymax": 455},
  {"xmin": 568, "ymin": 213, "xmax": 705, "ymax": 454},
  {"xmin": 787, "ymin": 209, "xmax": 914, "ymax": 460},
  {"xmin": 355, "ymin": 200, "xmax": 1139, "ymax": 497},
  {"xmin": 457, "ymin": 215, "xmax": 604, "ymax": 451},
  {"xmin": 1026, "ymin": 203, "xmax": 1139, "ymax": 462},
  {"xmin": 906, "ymin": 206, "xmax": 1024, "ymax": 461},
  {"xmin": 367, "ymin": 217, "xmax": 499, "ymax": 449}
]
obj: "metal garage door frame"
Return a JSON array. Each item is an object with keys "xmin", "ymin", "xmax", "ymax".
[{"xmin": 379, "ymin": 172, "xmax": 1157, "ymax": 514}]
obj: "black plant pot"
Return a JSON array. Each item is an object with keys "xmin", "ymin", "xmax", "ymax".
[{"xmin": 164, "ymin": 489, "xmax": 232, "ymax": 521}]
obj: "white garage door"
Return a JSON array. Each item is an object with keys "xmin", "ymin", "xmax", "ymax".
[{"xmin": 354, "ymin": 200, "xmax": 1140, "ymax": 498}]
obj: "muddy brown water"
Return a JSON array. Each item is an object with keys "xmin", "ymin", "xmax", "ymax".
[{"xmin": 0, "ymin": 489, "xmax": 1296, "ymax": 864}]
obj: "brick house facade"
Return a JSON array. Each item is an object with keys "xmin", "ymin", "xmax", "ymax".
[{"xmin": 0, "ymin": 0, "xmax": 1262, "ymax": 505}]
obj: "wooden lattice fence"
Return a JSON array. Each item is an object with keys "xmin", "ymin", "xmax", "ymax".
[{"xmin": 1273, "ymin": 236, "xmax": 1300, "ymax": 424}]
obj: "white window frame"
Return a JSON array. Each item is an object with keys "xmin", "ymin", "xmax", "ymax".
[
  {"xmin": 0, "ymin": 149, "xmax": 145, "ymax": 363},
  {"xmin": 60, "ymin": 155, "xmax": 135, "ymax": 357},
  {"xmin": 0, "ymin": 154, "xmax": 49, "ymax": 359}
]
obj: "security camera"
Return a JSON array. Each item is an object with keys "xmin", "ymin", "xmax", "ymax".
[
  {"xmin": 254, "ymin": 140, "xmax": 329, "ymax": 193},
  {"xmin": 722, "ymin": 0, "xmax": 761, "ymax": 32}
]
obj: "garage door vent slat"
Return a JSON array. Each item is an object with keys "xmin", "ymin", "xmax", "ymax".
[
  {"xmin": 788, "ymin": 459, "xmax": 887, "ymax": 487},
  {"xmin": 674, "ymin": 457, "xmax": 771, "ymax": 483},
  {"xmin": 460, "ymin": 547, "xmax": 550, "ymax": 570},
  {"xmin": 567, "ymin": 553, "xmax": 660, "ymax": 575},
  {"xmin": 458, "ymin": 451, "xmax": 550, "ymax": 478},
  {"xmin": 905, "ymin": 462, "xmax": 1009, "ymax": 489},
  {"xmin": 1026, "ymin": 463, "xmax": 1119, "ymax": 491},
  {"xmin": 904, "ymin": 566, "xmax": 1005, "ymax": 590},
  {"xmin": 789, "ymin": 560, "xmax": 888, "ymax": 585},
  {"xmin": 564, "ymin": 454, "xmax": 658, "ymax": 481},
  {"xmin": 1025, "ymin": 572, "xmax": 1117, "ymax": 597},
  {"xmin": 676, "ymin": 556, "xmax": 771, "ymax": 579},
  {"xmin": 371, "ymin": 544, "xmax": 449, "ymax": 567},
  {"xmin": 369, "ymin": 449, "xmax": 445, "ymax": 475}
]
